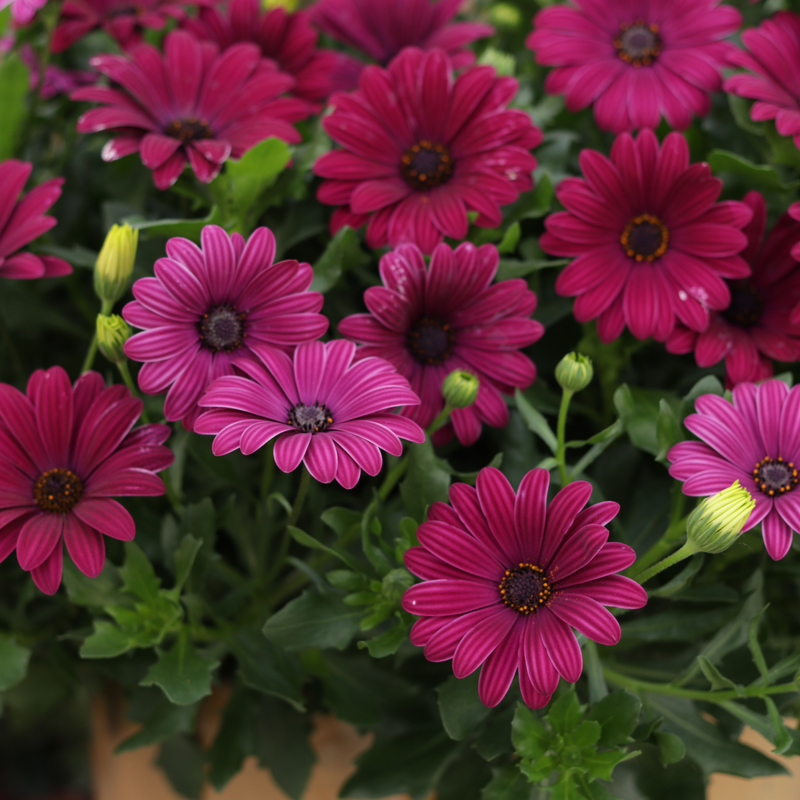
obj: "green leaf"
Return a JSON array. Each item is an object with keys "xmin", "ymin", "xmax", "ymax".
[
  {"xmin": 495, "ymin": 257, "xmax": 568, "ymax": 281},
  {"xmin": 547, "ymin": 690, "xmax": 584, "ymax": 736},
  {"xmin": 474, "ymin": 706, "xmax": 514, "ymax": 761},
  {"xmin": 321, "ymin": 506, "xmax": 362, "ymax": 538},
  {"xmin": 764, "ymin": 697, "xmax": 793, "ymax": 756},
  {"xmin": 571, "ymin": 719, "xmax": 601, "ymax": 747},
  {"xmin": 436, "ymin": 749, "xmax": 492, "ymax": 800},
  {"xmin": 696, "ymin": 656, "xmax": 740, "ymax": 693},
  {"xmin": 207, "ymin": 687, "xmax": 256, "ymax": 790},
  {"xmin": 141, "ymin": 638, "xmax": 219, "ymax": 705},
  {"xmin": 171, "ymin": 535, "xmax": 202, "ymax": 596},
  {"xmin": 437, "ymin": 672, "xmax": 492, "ymax": 741},
  {"xmin": 119, "ymin": 541, "xmax": 161, "ymax": 603},
  {"xmin": 129, "ymin": 206, "xmax": 225, "ymax": 243},
  {"xmin": 0, "ymin": 55, "xmax": 28, "ymax": 160},
  {"xmin": 584, "ymin": 749, "xmax": 637, "ymax": 782},
  {"xmin": 399, "ymin": 438, "xmax": 451, "ymax": 522},
  {"xmin": 765, "ymin": 121, "xmax": 800, "ymax": 170},
  {"xmin": 222, "ymin": 137, "xmax": 291, "ymax": 215},
  {"xmin": 497, "ymin": 222, "xmax": 521, "ymax": 254},
  {"xmin": 648, "ymin": 554, "xmax": 704, "ymax": 598},
  {"xmin": 287, "ymin": 525, "xmax": 361, "ymax": 571},
  {"xmin": 748, "ymin": 604, "xmax": 770, "ymax": 681},
  {"xmin": 707, "ymin": 150, "xmax": 794, "ymax": 192},
  {"xmin": 506, "ymin": 172, "xmax": 554, "ymax": 222},
  {"xmin": 515, "ymin": 388, "xmax": 557, "ymax": 453},
  {"xmin": 116, "ymin": 691, "xmax": 197, "ymax": 753},
  {"xmin": 80, "ymin": 620, "xmax": 136, "ymax": 658},
  {"xmin": 656, "ymin": 398, "xmax": 682, "ymax": 463},
  {"xmin": 233, "ymin": 627, "xmax": 305, "ymax": 711},
  {"xmin": 512, "ymin": 704, "xmax": 551, "ymax": 759},
  {"xmin": 359, "ymin": 619, "xmax": 408, "ymax": 658},
  {"xmin": 728, "ymin": 94, "xmax": 763, "ymax": 135},
  {"xmin": 655, "ymin": 731, "xmax": 686, "ymax": 765},
  {"xmin": 680, "ymin": 376, "xmax": 724, "ymax": 418},
  {"xmin": 586, "ymin": 690, "xmax": 641, "ymax": 746},
  {"xmin": 0, "ymin": 638, "xmax": 30, "ymax": 691},
  {"xmin": 156, "ymin": 736, "xmax": 205, "ymax": 800},
  {"xmin": 481, "ymin": 765, "xmax": 529, "ymax": 800},
  {"xmin": 62, "ymin": 560, "xmax": 123, "ymax": 607},
  {"xmin": 310, "ymin": 226, "xmax": 370, "ymax": 293},
  {"xmin": 263, "ymin": 589, "xmax": 362, "ymax": 651},
  {"xmin": 621, "ymin": 605, "xmax": 736, "ymax": 642},
  {"xmin": 614, "ymin": 384, "xmax": 679, "ymax": 456}
]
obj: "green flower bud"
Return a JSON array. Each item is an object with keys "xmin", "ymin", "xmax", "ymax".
[
  {"xmin": 477, "ymin": 47, "xmax": 516, "ymax": 77},
  {"xmin": 94, "ymin": 224, "xmax": 138, "ymax": 306},
  {"xmin": 442, "ymin": 369, "xmax": 480, "ymax": 408},
  {"xmin": 97, "ymin": 314, "xmax": 132, "ymax": 365},
  {"xmin": 489, "ymin": 3, "xmax": 521, "ymax": 29},
  {"xmin": 555, "ymin": 352, "xmax": 594, "ymax": 393},
  {"xmin": 686, "ymin": 481, "xmax": 755, "ymax": 554}
]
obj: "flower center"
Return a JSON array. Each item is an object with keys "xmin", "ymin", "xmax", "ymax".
[
  {"xmin": 198, "ymin": 305, "xmax": 246, "ymax": 353},
  {"xmin": 722, "ymin": 281, "xmax": 763, "ymax": 328},
  {"xmin": 287, "ymin": 402, "xmax": 333, "ymax": 434},
  {"xmin": 620, "ymin": 213, "xmax": 669, "ymax": 262},
  {"xmin": 614, "ymin": 21, "xmax": 662, "ymax": 67},
  {"xmin": 499, "ymin": 563, "xmax": 551, "ymax": 615},
  {"xmin": 34, "ymin": 468, "xmax": 84, "ymax": 513},
  {"xmin": 407, "ymin": 317, "xmax": 454, "ymax": 365},
  {"xmin": 164, "ymin": 117, "xmax": 213, "ymax": 142},
  {"xmin": 753, "ymin": 456, "xmax": 798, "ymax": 497},
  {"xmin": 401, "ymin": 141, "xmax": 454, "ymax": 190}
]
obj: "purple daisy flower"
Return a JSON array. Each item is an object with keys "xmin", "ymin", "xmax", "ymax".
[
  {"xmin": 402, "ymin": 468, "xmax": 647, "ymax": 709},
  {"xmin": 71, "ymin": 30, "xmax": 310, "ymax": 190},
  {"xmin": 0, "ymin": 367, "xmax": 173, "ymax": 594},
  {"xmin": 122, "ymin": 225, "xmax": 328, "ymax": 431},
  {"xmin": 195, "ymin": 340, "xmax": 425, "ymax": 488},
  {"xmin": 669, "ymin": 380, "xmax": 800, "ymax": 561},
  {"xmin": 339, "ymin": 242, "xmax": 544, "ymax": 445}
]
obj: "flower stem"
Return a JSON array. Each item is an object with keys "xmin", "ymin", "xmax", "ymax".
[
  {"xmin": 555, "ymin": 388, "xmax": 574, "ymax": 486},
  {"xmin": 378, "ymin": 455, "xmax": 409, "ymax": 503},
  {"xmin": 427, "ymin": 404, "xmax": 453, "ymax": 437},
  {"xmin": 264, "ymin": 465, "xmax": 312, "ymax": 585},
  {"xmin": 634, "ymin": 541, "xmax": 698, "ymax": 584},
  {"xmin": 82, "ymin": 299, "xmax": 113, "ymax": 373},
  {"xmin": 116, "ymin": 360, "xmax": 150, "ymax": 423},
  {"xmin": 629, "ymin": 489, "xmax": 688, "ymax": 577},
  {"xmin": 603, "ymin": 667, "xmax": 796, "ymax": 702}
]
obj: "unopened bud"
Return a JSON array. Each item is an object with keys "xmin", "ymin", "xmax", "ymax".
[
  {"xmin": 94, "ymin": 224, "xmax": 137, "ymax": 306},
  {"xmin": 555, "ymin": 352, "xmax": 593, "ymax": 393},
  {"xmin": 97, "ymin": 314, "xmax": 132, "ymax": 364},
  {"xmin": 442, "ymin": 370, "xmax": 479, "ymax": 409},
  {"xmin": 264, "ymin": 0, "xmax": 298, "ymax": 9},
  {"xmin": 489, "ymin": 3, "xmax": 521, "ymax": 29},
  {"xmin": 686, "ymin": 481, "xmax": 755, "ymax": 554},
  {"xmin": 477, "ymin": 47, "xmax": 516, "ymax": 77}
]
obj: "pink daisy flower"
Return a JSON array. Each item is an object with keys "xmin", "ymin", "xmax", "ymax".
[
  {"xmin": 71, "ymin": 30, "xmax": 310, "ymax": 190},
  {"xmin": 122, "ymin": 225, "xmax": 328, "ymax": 432},
  {"xmin": 313, "ymin": 47, "xmax": 542, "ymax": 254},
  {"xmin": 527, "ymin": 0, "xmax": 741, "ymax": 133},
  {"xmin": 402, "ymin": 467, "xmax": 647, "ymax": 708},
  {"xmin": 338, "ymin": 242, "xmax": 543, "ymax": 445},
  {"xmin": 195, "ymin": 340, "xmax": 425, "ymax": 488},
  {"xmin": 310, "ymin": 0, "xmax": 493, "ymax": 85},
  {"xmin": 18, "ymin": 44, "xmax": 97, "ymax": 100},
  {"xmin": 0, "ymin": 367, "xmax": 173, "ymax": 594},
  {"xmin": 541, "ymin": 129, "xmax": 752, "ymax": 343},
  {"xmin": 0, "ymin": 160, "xmax": 72, "ymax": 281},
  {"xmin": 182, "ymin": 0, "xmax": 340, "ymax": 105},
  {"xmin": 0, "ymin": 0, "xmax": 46, "ymax": 25},
  {"xmin": 666, "ymin": 191, "xmax": 800, "ymax": 386},
  {"xmin": 668, "ymin": 380, "xmax": 800, "ymax": 561},
  {"xmin": 724, "ymin": 12, "xmax": 800, "ymax": 148},
  {"xmin": 53, "ymin": 0, "xmax": 203, "ymax": 53}
]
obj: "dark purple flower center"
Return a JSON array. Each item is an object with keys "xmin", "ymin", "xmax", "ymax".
[
  {"xmin": 407, "ymin": 317, "xmax": 454, "ymax": 365},
  {"xmin": 620, "ymin": 213, "xmax": 669, "ymax": 262},
  {"xmin": 499, "ymin": 563, "xmax": 551, "ymax": 615},
  {"xmin": 198, "ymin": 305, "xmax": 246, "ymax": 353},
  {"xmin": 614, "ymin": 21, "xmax": 662, "ymax": 67},
  {"xmin": 401, "ymin": 141, "xmax": 454, "ymax": 190},
  {"xmin": 287, "ymin": 402, "xmax": 333, "ymax": 433},
  {"xmin": 722, "ymin": 281, "xmax": 763, "ymax": 328},
  {"xmin": 165, "ymin": 117, "xmax": 214, "ymax": 142},
  {"xmin": 34, "ymin": 468, "xmax": 84, "ymax": 513},
  {"xmin": 753, "ymin": 456, "xmax": 798, "ymax": 497}
]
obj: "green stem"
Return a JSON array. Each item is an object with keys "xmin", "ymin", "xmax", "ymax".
[
  {"xmin": 81, "ymin": 300, "xmax": 113, "ymax": 374},
  {"xmin": 635, "ymin": 541, "xmax": 698, "ymax": 584},
  {"xmin": 630, "ymin": 506, "xmax": 688, "ymax": 577},
  {"xmin": 264, "ymin": 466, "xmax": 311, "ymax": 585},
  {"xmin": 285, "ymin": 464, "xmax": 311, "ymax": 530},
  {"xmin": 259, "ymin": 440, "xmax": 276, "ymax": 499},
  {"xmin": 555, "ymin": 388, "xmax": 574, "ymax": 486},
  {"xmin": 427, "ymin": 404, "xmax": 453, "ymax": 436},
  {"xmin": 378, "ymin": 455, "xmax": 409, "ymax": 503},
  {"xmin": 603, "ymin": 667, "xmax": 796, "ymax": 702},
  {"xmin": 584, "ymin": 640, "xmax": 608, "ymax": 702},
  {"xmin": 116, "ymin": 360, "xmax": 150, "ymax": 423}
]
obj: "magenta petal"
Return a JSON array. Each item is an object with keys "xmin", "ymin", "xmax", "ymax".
[
  {"xmin": 556, "ymin": 542, "xmax": 637, "ymax": 589},
  {"xmin": 273, "ymin": 431, "xmax": 312, "ymax": 473},
  {"xmin": 540, "ymin": 481, "xmax": 594, "ymax": 565},
  {"xmin": 402, "ymin": 579, "xmax": 499, "ymax": 616},
  {"xmin": 561, "ymin": 575, "xmax": 647, "ymax": 610},
  {"xmin": 30, "ymin": 543, "xmax": 63, "ymax": 595},
  {"xmin": 16, "ymin": 513, "xmax": 63, "ymax": 571},
  {"xmin": 762, "ymin": 508, "xmax": 794, "ymax": 560},
  {"xmin": 423, "ymin": 606, "xmax": 498, "ymax": 662},
  {"xmin": 519, "ymin": 665, "xmax": 552, "ymax": 710},
  {"xmin": 34, "ymin": 367, "xmax": 73, "ymax": 466},
  {"xmin": 303, "ymin": 434, "xmax": 338, "ymax": 484},
  {"xmin": 73, "ymin": 498, "xmax": 135, "ymax": 541},
  {"xmin": 538, "ymin": 609, "xmax": 583, "ymax": 683},
  {"xmin": 416, "ymin": 520, "xmax": 504, "ymax": 580},
  {"xmin": 522, "ymin": 616, "xmax": 559, "ymax": 696},
  {"xmin": 513, "ymin": 468, "xmax": 549, "ymax": 565},
  {"xmin": 476, "ymin": 467, "xmax": 520, "ymax": 562},
  {"xmin": 404, "ymin": 546, "xmax": 476, "ymax": 582},
  {"xmin": 478, "ymin": 621, "xmax": 520, "ymax": 708},
  {"xmin": 548, "ymin": 593, "xmax": 621, "ymax": 646},
  {"xmin": 452, "ymin": 606, "xmax": 517, "ymax": 679},
  {"xmin": 63, "ymin": 514, "xmax": 105, "ymax": 578}
]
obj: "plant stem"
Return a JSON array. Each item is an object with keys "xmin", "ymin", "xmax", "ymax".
[
  {"xmin": 634, "ymin": 541, "xmax": 698, "ymax": 584},
  {"xmin": 285, "ymin": 464, "xmax": 311, "ymax": 530},
  {"xmin": 584, "ymin": 640, "xmax": 609, "ymax": 702},
  {"xmin": 264, "ymin": 466, "xmax": 312, "ymax": 586},
  {"xmin": 603, "ymin": 667, "xmax": 796, "ymax": 702},
  {"xmin": 555, "ymin": 388, "xmax": 574, "ymax": 486},
  {"xmin": 629, "ymin": 499, "xmax": 688, "ymax": 577},
  {"xmin": 116, "ymin": 360, "xmax": 149, "ymax": 423},
  {"xmin": 427, "ymin": 404, "xmax": 453, "ymax": 436},
  {"xmin": 378, "ymin": 456, "xmax": 408, "ymax": 503},
  {"xmin": 81, "ymin": 300, "xmax": 113, "ymax": 373}
]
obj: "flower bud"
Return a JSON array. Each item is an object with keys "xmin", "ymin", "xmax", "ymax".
[
  {"xmin": 555, "ymin": 352, "xmax": 593, "ymax": 393},
  {"xmin": 477, "ymin": 47, "xmax": 516, "ymax": 77},
  {"xmin": 686, "ymin": 481, "xmax": 755, "ymax": 554},
  {"xmin": 97, "ymin": 314, "xmax": 132, "ymax": 365},
  {"xmin": 490, "ymin": 3, "xmax": 521, "ymax": 29},
  {"xmin": 94, "ymin": 224, "xmax": 137, "ymax": 306},
  {"xmin": 442, "ymin": 370, "xmax": 479, "ymax": 409}
]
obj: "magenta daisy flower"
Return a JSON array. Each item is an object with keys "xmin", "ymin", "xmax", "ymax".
[
  {"xmin": 313, "ymin": 47, "xmax": 542, "ymax": 254},
  {"xmin": 310, "ymin": 0, "xmax": 493, "ymax": 80},
  {"xmin": 182, "ymin": 0, "xmax": 340, "ymax": 105},
  {"xmin": 724, "ymin": 12, "xmax": 800, "ymax": 148},
  {"xmin": 541, "ymin": 129, "xmax": 752, "ymax": 343},
  {"xmin": 669, "ymin": 380, "xmax": 800, "ymax": 560},
  {"xmin": 71, "ymin": 30, "xmax": 310, "ymax": 190},
  {"xmin": 0, "ymin": 367, "xmax": 173, "ymax": 594},
  {"xmin": 0, "ymin": 160, "xmax": 72, "ymax": 281},
  {"xmin": 122, "ymin": 225, "xmax": 328, "ymax": 431},
  {"xmin": 666, "ymin": 191, "xmax": 800, "ymax": 386},
  {"xmin": 195, "ymin": 340, "xmax": 425, "ymax": 488},
  {"xmin": 53, "ymin": 0, "xmax": 202, "ymax": 53},
  {"xmin": 339, "ymin": 242, "xmax": 543, "ymax": 445},
  {"xmin": 527, "ymin": 0, "xmax": 741, "ymax": 133},
  {"xmin": 402, "ymin": 467, "xmax": 647, "ymax": 708}
]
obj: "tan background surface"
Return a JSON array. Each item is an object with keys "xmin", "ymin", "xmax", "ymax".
[{"xmin": 90, "ymin": 692, "xmax": 800, "ymax": 800}]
